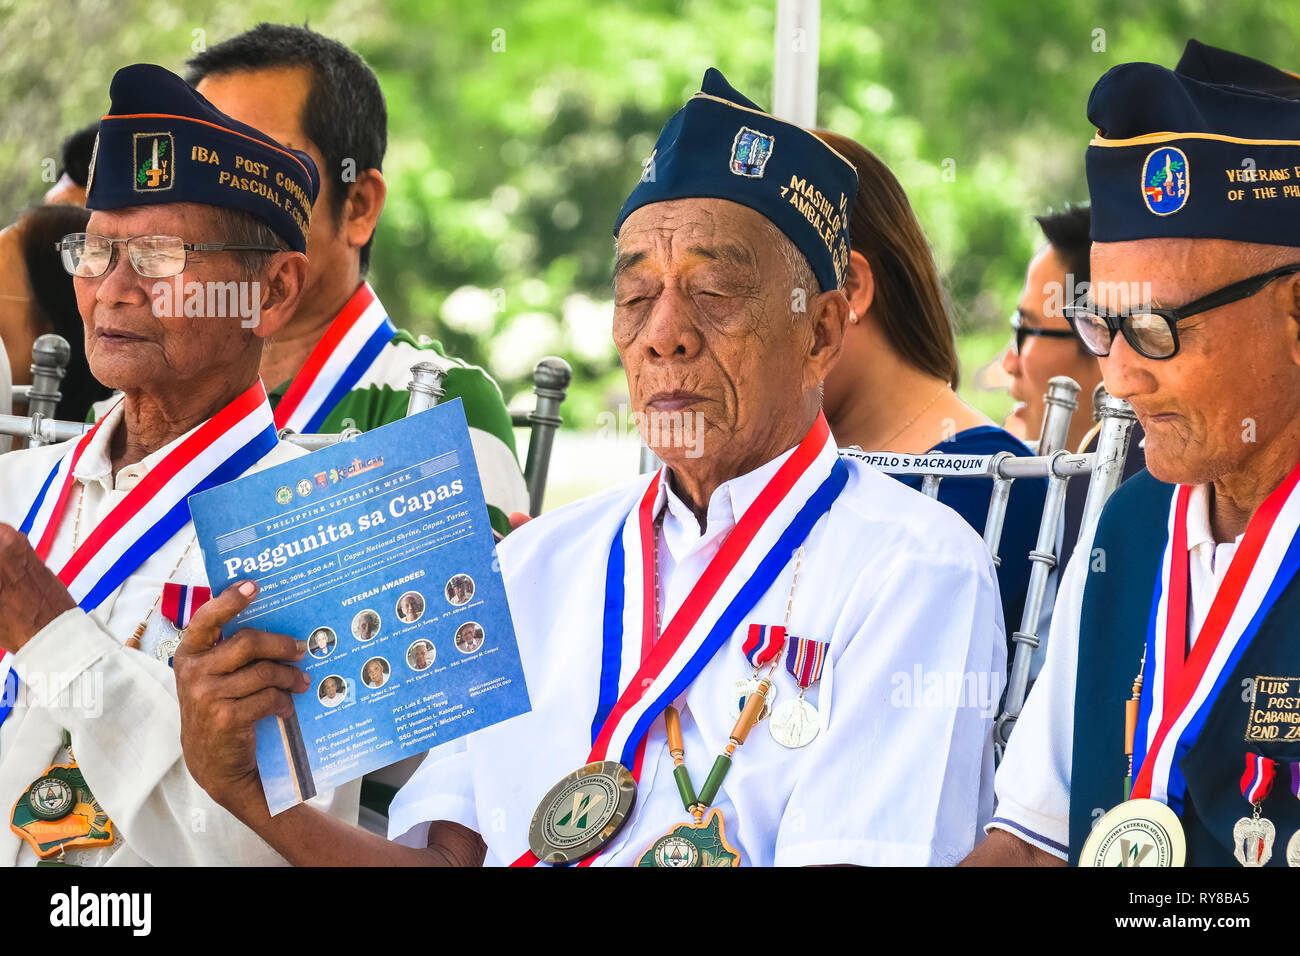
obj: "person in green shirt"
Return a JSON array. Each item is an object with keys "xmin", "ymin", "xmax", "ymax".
[{"xmin": 186, "ymin": 23, "xmax": 527, "ymax": 536}]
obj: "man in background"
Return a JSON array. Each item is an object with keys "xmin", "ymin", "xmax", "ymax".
[{"xmin": 186, "ymin": 23, "xmax": 528, "ymax": 536}]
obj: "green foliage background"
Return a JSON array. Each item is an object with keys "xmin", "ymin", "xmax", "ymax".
[{"xmin": 3, "ymin": 0, "xmax": 1297, "ymax": 424}]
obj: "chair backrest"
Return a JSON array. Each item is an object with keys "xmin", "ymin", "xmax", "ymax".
[
  {"xmin": 3, "ymin": 334, "xmax": 76, "ymax": 448},
  {"xmin": 508, "ymin": 356, "xmax": 573, "ymax": 517},
  {"xmin": 860, "ymin": 375, "xmax": 1138, "ymax": 753}
]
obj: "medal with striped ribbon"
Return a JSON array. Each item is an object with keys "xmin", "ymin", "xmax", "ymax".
[
  {"xmin": 273, "ymin": 282, "xmax": 397, "ymax": 434},
  {"xmin": 519, "ymin": 413, "xmax": 846, "ymax": 866},
  {"xmin": 733, "ymin": 623, "xmax": 785, "ymax": 721},
  {"xmin": 1234, "ymin": 753, "xmax": 1277, "ymax": 867},
  {"xmin": 770, "ymin": 635, "xmax": 827, "ymax": 749},
  {"xmin": 157, "ymin": 583, "xmax": 213, "ymax": 666}
]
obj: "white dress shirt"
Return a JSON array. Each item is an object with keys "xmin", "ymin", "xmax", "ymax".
[
  {"xmin": 0, "ymin": 400, "xmax": 360, "ymax": 866},
  {"xmin": 990, "ymin": 484, "xmax": 1241, "ymax": 858},
  {"xmin": 388, "ymin": 439, "xmax": 1006, "ymax": 866}
]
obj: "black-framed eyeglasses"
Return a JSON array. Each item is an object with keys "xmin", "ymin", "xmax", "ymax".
[
  {"xmin": 1009, "ymin": 312, "xmax": 1078, "ymax": 356},
  {"xmin": 55, "ymin": 233, "xmax": 282, "ymax": 279},
  {"xmin": 1062, "ymin": 263, "xmax": 1300, "ymax": 361}
]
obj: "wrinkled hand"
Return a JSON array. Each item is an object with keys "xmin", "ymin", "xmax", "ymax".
[
  {"xmin": 0, "ymin": 524, "xmax": 77, "ymax": 654},
  {"xmin": 172, "ymin": 580, "xmax": 310, "ymax": 817}
]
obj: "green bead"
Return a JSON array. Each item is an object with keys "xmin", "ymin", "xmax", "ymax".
[
  {"xmin": 697, "ymin": 754, "xmax": 732, "ymax": 808},
  {"xmin": 673, "ymin": 764, "xmax": 697, "ymax": 812}
]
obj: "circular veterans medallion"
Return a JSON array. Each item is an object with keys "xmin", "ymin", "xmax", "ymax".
[
  {"xmin": 27, "ymin": 774, "xmax": 76, "ymax": 821},
  {"xmin": 528, "ymin": 760, "xmax": 637, "ymax": 865},
  {"xmin": 1079, "ymin": 798, "xmax": 1186, "ymax": 867},
  {"xmin": 769, "ymin": 696, "xmax": 819, "ymax": 749},
  {"xmin": 649, "ymin": 834, "xmax": 700, "ymax": 867},
  {"xmin": 1286, "ymin": 829, "xmax": 1300, "ymax": 868},
  {"xmin": 733, "ymin": 677, "xmax": 775, "ymax": 722}
]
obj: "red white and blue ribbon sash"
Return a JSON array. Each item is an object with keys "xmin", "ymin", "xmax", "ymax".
[
  {"xmin": 1132, "ymin": 459, "xmax": 1300, "ymax": 814},
  {"xmin": 513, "ymin": 413, "xmax": 847, "ymax": 866},
  {"xmin": 18, "ymin": 380, "xmax": 277, "ymax": 612},
  {"xmin": 1240, "ymin": 753, "xmax": 1276, "ymax": 806},
  {"xmin": 273, "ymin": 282, "xmax": 397, "ymax": 434},
  {"xmin": 1, "ymin": 382, "xmax": 276, "ymax": 728},
  {"xmin": 162, "ymin": 582, "xmax": 212, "ymax": 630},
  {"xmin": 743, "ymin": 624, "xmax": 786, "ymax": 668},
  {"xmin": 0, "ymin": 417, "xmax": 108, "ymax": 725},
  {"xmin": 785, "ymin": 635, "xmax": 828, "ymax": 689}
]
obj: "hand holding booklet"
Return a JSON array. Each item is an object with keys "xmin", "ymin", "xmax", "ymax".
[{"xmin": 188, "ymin": 400, "xmax": 531, "ymax": 815}]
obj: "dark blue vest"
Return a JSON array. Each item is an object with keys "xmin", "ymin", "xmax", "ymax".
[{"xmin": 1067, "ymin": 470, "xmax": 1300, "ymax": 865}]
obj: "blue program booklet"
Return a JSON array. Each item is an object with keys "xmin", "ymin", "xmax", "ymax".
[{"xmin": 189, "ymin": 400, "xmax": 531, "ymax": 815}]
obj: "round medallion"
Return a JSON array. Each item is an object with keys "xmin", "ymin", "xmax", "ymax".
[
  {"xmin": 156, "ymin": 633, "xmax": 181, "ymax": 664},
  {"xmin": 733, "ymin": 677, "xmax": 776, "ymax": 721},
  {"xmin": 27, "ymin": 775, "xmax": 76, "ymax": 821},
  {"xmin": 1286, "ymin": 828, "xmax": 1300, "ymax": 868},
  {"xmin": 1078, "ymin": 798, "xmax": 1186, "ymax": 867},
  {"xmin": 528, "ymin": 760, "xmax": 637, "ymax": 865},
  {"xmin": 649, "ymin": 835, "xmax": 700, "ymax": 867},
  {"xmin": 769, "ymin": 696, "xmax": 820, "ymax": 748}
]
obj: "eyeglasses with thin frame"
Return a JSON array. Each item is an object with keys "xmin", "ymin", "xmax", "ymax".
[
  {"xmin": 1009, "ymin": 311, "xmax": 1078, "ymax": 356},
  {"xmin": 55, "ymin": 233, "xmax": 282, "ymax": 280},
  {"xmin": 1062, "ymin": 263, "xmax": 1300, "ymax": 361}
]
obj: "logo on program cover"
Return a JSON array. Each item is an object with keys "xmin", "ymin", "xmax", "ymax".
[
  {"xmin": 276, "ymin": 485, "xmax": 293, "ymax": 505},
  {"xmin": 730, "ymin": 127, "xmax": 774, "ymax": 178},
  {"xmin": 133, "ymin": 133, "xmax": 175, "ymax": 192},
  {"xmin": 1141, "ymin": 146, "xmax": 1189, "ymax": 215}
]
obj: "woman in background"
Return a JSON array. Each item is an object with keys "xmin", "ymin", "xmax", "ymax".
[
  {"xmin": 815, "ymin": 130, "xmax": 1047, "ymax": 652},
  {"xmin": 0, "ymin": 204, "xmax": 111, "ymax": 422}
]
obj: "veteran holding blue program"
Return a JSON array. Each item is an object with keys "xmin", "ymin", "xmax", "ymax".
[
  {"xmin": 176, "ymin": 69, "xmax": 1005, "ymax": 867},
  {"xmin": 969, "ymin": 43, "xmax": 1300, "ymax": 867},
  {"xmin": 0, "ymin": 64, "xmax": 361, "ymax": 865}
]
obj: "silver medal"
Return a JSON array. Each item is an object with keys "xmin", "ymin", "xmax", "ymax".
[
  {"xmin": 156, "ymin": 632, "xmax": 181, "ymax": 664},
  {"xmin": 733, "ymin": 677, "xmax": 775, "ymax": 721},
  {"xmin": 769, "ymin": 695, "xmax": 819, "ymax": 748},
  {"xmin": 1287, "ymin": 829, "xmax": 1300, "ymax": 867},
  {"xmin": 1232, "ymin": 814, "xmax": 1276, "ymax": 867}
]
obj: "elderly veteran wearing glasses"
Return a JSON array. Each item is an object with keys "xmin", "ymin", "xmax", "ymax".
[
  {"xmin": 0, "ymin": 64, "xmax": 360, "ymax": 866},
  {"xmin": 174, "ymin": 70, "xmax": 1005, "ymax": 868},
  {"xmin": 968, "ymin": 47, "xmax": 1300, "ymax": 868}
]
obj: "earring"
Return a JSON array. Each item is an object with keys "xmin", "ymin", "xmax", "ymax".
[{"xmin": 848, "ymin": 310, "xmax": 858, "ymax": 324}]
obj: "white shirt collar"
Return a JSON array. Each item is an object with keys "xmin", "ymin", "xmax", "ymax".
[
  {"xmin": 654, "ymin": 443, "xmax": 804, "ymax": 558},
  {"xmin": 1185, "ymin": 483, "xmax": 1244, "ymax": 578},
  {"xmin": 71, "ymin": 397, "xmax": 218, "ymax": 493}
]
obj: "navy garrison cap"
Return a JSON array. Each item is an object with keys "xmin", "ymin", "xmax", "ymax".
[
  {"xmin": 1175, "ymin": 39, "xmax": 1300, "ymax": 101},
  {"xmin": 614, "ymin": 68, "xmax": 857, "ymax": 291},
  {"xmin": 1086, "ymin": 54, "xmax": 1300, "ymax": 247},
  {"xmin": 86, "ymin": 63, "xmax": 318, "ymax": 253}
]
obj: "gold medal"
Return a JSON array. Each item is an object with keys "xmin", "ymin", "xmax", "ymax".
[
  {"xmin": 527, "ymin": 761, "xmax": 637, "ymax": 865},
  {"xmin": 1078, "ymin": 798, "xmax": 1187, "ymax": 867}
]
